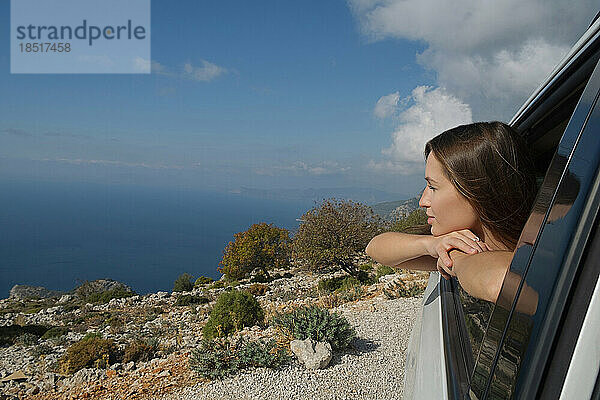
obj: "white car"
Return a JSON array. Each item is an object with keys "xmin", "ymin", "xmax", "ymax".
[{"xmin": 404, "ymin": 13, "xmax": 600, "ymax": 400}]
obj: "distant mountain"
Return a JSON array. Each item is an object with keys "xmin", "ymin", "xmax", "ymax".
[
  {"xmin": 370, "ymin": 197, "xmax": 421, "ymax": 222},
  {"xmin": 231, "ymin": 186, "xmax": 410, "ymax": 206}
]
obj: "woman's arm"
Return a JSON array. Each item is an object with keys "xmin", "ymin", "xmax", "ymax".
[
  {"xmin": 365, "ymin": 232, "xmax": 437, "ymax": 271},
  {"xmin": 447, "ymin": 250, "xmax": 539, "ymax": 315},
  {"xmin": 447, "ymin": 249, "xmax": 512, "ymax": 303}
]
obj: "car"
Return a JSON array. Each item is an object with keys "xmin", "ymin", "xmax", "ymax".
[{"xmin": 403, "ymin": 13, "xmax": 600, "ymax": 400}]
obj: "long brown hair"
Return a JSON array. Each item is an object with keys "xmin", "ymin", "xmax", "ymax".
[{"xmin": 424, "ymin": 121, "xmax": 537, "ymax": 250}]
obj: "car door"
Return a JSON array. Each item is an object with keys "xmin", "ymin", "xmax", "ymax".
[{"xmin": 467, "ymin": 33, "xmax": 600, "ymax": 400}]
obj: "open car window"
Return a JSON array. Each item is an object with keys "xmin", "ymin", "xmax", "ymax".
[{"xmin": 467, "ymin": 54, "xmax": 600, "ymax": 399}]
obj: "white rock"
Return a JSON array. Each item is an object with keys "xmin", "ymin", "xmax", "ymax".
[{"xmin": 290, "ymin": 338, "xmax": 332, "ymax": 370}]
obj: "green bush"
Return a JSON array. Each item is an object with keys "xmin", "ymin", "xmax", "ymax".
[
  {"xmin": 318, "ymin": 276, "xmax": 363, "ymax": 293},
  {"xmin": 82, "ymin": 331, "xmax": 103, "ymax": 341},
  {"xmin": 270, "ymin": 305, "xmax": 356, "ymax": 351},
  {"xmin": 194, "ymin": 276, "xmax": 214, "ymax": 287},
  {"xmin": 382, "ymin": 280, "xmax": 427, "ymax": 299},
  {"xmin": 359, "ymin": 263, "xmax": 374, "ymax": 271},
  {"xmin": 375, "ymin": 265, "xmax": 395, "ymax": 279},
  {"xmin": 174, "ymin": 294, "xmax": 210, "ymax": 306},
  {"xmin": 173, "ymin": 273, "xmax": 194, "ymax": 292},
  {"xmin": 15, "ymin": 332, "xmax": 39, "ymax": 346},
  {"xmin": 85, "ymin": 288, "xmax": 136, "ymax": 304},
  {"xmin": 0, "ymin": 325, "xmax": 48, "ymax": 346},
  {"xmin": 59, "ymin": 337, "xmax": 119, "ymax": 374},
  {"xmin": 202, "ymin": 290, "xmax": 265, "ymax": 341},
  {"xmin": 189, "ymin": 337, "xmax": 289, "ymax": 380},
  {"xmin": 41, "ymin": 326, "xmax": 69, "ymax": 340},
  {"xmin": 31, "ymin": 343, "xmax": 53, "ymax": 358},
  {"xmin": 218, "ymin": 222, "xmax": 291, "ymax": 281},
  {"xmin": 208, "ymin": 280, "xmax": 226, "ymax": 290}
]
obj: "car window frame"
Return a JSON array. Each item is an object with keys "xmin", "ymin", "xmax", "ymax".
[{"xmin": 472, "ymin": 57, "xmax": 600, "ymax": 399}]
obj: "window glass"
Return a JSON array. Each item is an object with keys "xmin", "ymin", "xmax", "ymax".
[{"xmin": 461, "ymin": 77, "xmax": 589, "ymax": 398}]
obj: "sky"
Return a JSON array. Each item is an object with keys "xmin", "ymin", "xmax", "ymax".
[{"xmin": 0, "ymin": 1, "xmax": 597, "ymax": 201}]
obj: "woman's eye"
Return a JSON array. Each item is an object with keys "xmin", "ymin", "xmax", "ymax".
[{"xmin": 428, "ymin": 185, "xmax": 436, "ymax": 191}]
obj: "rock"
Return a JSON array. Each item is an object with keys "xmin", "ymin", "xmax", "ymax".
[
  {"xmin": 290, "ymin": 338, "xmax": 332, "ymax": 370},
  {"xmin": 57, "ymin": 294, "xmax": 75, "ymax": 304},
  {"xmin": 157, "ymin": 370, "xmax": 170, "ymax": 377},
  {"xmin": 124, "ymin": 361, "xmax": 136, "ymax": 371},
  {"xmin": 0, "ymin": 370, "xmax": 28, "ymax": 382},
  {"xmin": 74, "ymin": 279, "xmax": 133, "ymax": 299},
  {"xmin": 69, "ymin": 368, "xmax": 105, "ymax": 386},
  {"xmin": 8, "ymin": 285, "xmax": 63, "ymax": 301}
]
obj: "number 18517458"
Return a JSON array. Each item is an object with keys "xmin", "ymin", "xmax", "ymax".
[{"xmin": 19, "ymin": 42, "xmax": 71, "ymax": 53}]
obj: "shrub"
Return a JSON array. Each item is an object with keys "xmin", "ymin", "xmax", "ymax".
[
  {"xmin": 292, "ymin": 198, "xmax": 383, "ymax": 278},
  {"xmin": 59, "ymin": 337, "xmax": 120, "ymax": 374},
  {"xmin": 15, "ymin": 332, "xmax": 39, "ymax": 346},
  {"xmin": 359, "ymin": 263, "xmax": 374, "ymax": 271},
  {"xmin": 85, "ymin": 288, "xmax": 135, "ymax": 304},
  {"xmin": 383, "ymin": 280, "xmax": 427, "ymax": 299},
  {"xmin": 174, "ymin": 294, "xmax": 210, "ymax": 306},
  {"xmin": 208, "ymin": 280, "xmax": 226, "ymax": 290},
  {"xmin": 375, "ymin": 265, "xmax": 396, "ymax": 279},
  {"xmin": 270, "ymin": 305, "xmax": 356, "ymax": 351},
  {"xmin": 218, "ymin": 223, "xmax": 292, "ymax": 281},
  {"xmin": 189, "ymin": 337, "xmax": 289, "ymax": 380},
  {"xmin": 173, "ymin": 273, "xmax": 194, "ymax": 292},
  {"xmin": 389, "ymin": 208, "xmax": 429, "ymax": 233},
  {"xmin": 202, "ymin": 290, "xmax": 265, "ymax": 341},
  {"xmin": 31, "ymin": 343, "xmax": 53, "ymax": 358},
  {"xmin": 194, "ymin": 276, "xmax": 214, "ymax": 287},
  {"xmin": 245, "ymin": 284, "xmax": 269, "ymax": 297},
  {"xmin": 318, "ymin": 276, "xmax": 361, "ymax": 293},
  {"xmin": 82, "ymin": 331, "xmax": 103, "ymax": 341},
  {"xmin": 0, "ymin": 325, "xmax": 48, "ymax": 346},
  {"xmin": 41, "ymin": 326, "xmax": 69, "ymax": 340},
  {"xmin": 123, "ymin": 339, "xmax": 157, "ymax": 363}
]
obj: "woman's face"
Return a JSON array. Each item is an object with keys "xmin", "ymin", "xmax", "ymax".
[{"xmin": 419, "ymin": 153, "xmax": 480, "ymax": 236}]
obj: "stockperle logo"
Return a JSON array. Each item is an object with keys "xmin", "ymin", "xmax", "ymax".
[{"xmin": 10, "ymin": 0, "xmax": 150, "ymax": 74}]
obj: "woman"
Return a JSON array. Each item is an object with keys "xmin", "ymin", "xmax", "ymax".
[{"xmin": 366, "ymin": 121, "xmax": 538, "ymax": 304}]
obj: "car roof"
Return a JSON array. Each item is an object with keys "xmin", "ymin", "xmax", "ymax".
[{"xmin": 510, "ymin": 15, "xmax": 600, "ymax": 126}]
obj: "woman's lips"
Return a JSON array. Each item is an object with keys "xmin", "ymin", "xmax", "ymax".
[{"xmin": 427, "ymin": 217, "xmax": 435, "ymax": 224}]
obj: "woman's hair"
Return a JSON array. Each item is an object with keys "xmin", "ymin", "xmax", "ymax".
[{"xmin": 424, "ymin": 121, "xmax": 538, "ymax": 250}]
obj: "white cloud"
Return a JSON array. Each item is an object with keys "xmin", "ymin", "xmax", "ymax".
[
  {"xmin": 348, "ymin": 0, "xmax": 596, "ymax": 119},
  {"xmin": 150, "ymin": 59, "xmax": 228, "ymax": 82},
  {"xmin": 183, "ymin": 60, "xmax": 227, "ymax": 82},
  {"xmin": 254, "ymin": 161, "xmax": 351, "ymax": 176},
  {"xmin": 43, "ymin": 158, "xmax": 185, "ymax": 170},
  {"xmin": 133, "ymin": 56, "xmax": 151, "ymax": 73},
  {"xmin": 374, "ymin": 91, "xmax": 400, "ymax": 119},
  {"xmin": 368, "ymin": 86, "xmax": 472, "ymax": 174}
]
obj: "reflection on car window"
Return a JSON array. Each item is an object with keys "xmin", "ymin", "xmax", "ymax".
[{"xmin": 457, "ymin": 285, "xmax": 494, "ymax": 363}]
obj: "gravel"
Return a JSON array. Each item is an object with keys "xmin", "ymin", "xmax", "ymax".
[{"xmin": 152, "ymin": 296, "xmax": 423, "ymax": 400}]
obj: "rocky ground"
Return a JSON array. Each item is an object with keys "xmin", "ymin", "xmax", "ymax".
[{"xmin": 0, "ymin": 258, "xmax": 428, "ymax": 400}]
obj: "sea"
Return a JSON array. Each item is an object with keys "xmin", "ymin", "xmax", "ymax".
[{"xmin": 0, "ymin": 180, "xmax": 314, "ymax": 298}]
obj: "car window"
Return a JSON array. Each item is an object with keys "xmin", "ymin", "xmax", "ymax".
[
  {"xmin": 470, "ymin": 58, "xmax": 600, "ymax": 399},
  {"xmin": 462, "ymin": 60, "xmax": 598, "ymax": 399}
]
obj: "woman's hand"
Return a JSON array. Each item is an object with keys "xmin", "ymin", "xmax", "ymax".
[{"xmin": 423, "ymin": 229, "xmax": 490, "ymax": 274}]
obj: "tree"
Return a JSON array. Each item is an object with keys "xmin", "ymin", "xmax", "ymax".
[
  {"xmin": 173, "ymin": 272, "xmax": 194, "ymax": 292},
  {"xmin": 389, "ymin": 208, "xmax": 430, "ymax": 234},
  {"xmin": 218, "ymin": 222, "xmax": 291, "ymax": 281},
  {"xmin": 292, "ymin": 198, "xmax": 383, "ymax": 277}
]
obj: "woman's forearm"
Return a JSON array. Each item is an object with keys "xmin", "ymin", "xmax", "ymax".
[
  {"xmin": 365, "ymin": 232, "xmax": 433, "ymax": 268},
  {"xmin": 449, "ymin": 250, "xmax": 512, "ymax": 303}
]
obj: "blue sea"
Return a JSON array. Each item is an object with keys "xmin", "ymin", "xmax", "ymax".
[{"xmin": 0, "ymin": 180, "xmax": 314, "ymax": 298}]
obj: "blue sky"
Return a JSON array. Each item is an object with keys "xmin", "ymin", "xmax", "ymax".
[{"xmin": 1, "ymin": 1, "xmax": 596, "ymax": 201}]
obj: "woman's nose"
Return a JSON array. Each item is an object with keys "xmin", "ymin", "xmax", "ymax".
[{"xmin": 419, "ymin": 187, "xmax": 430, "ymax": 208}]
